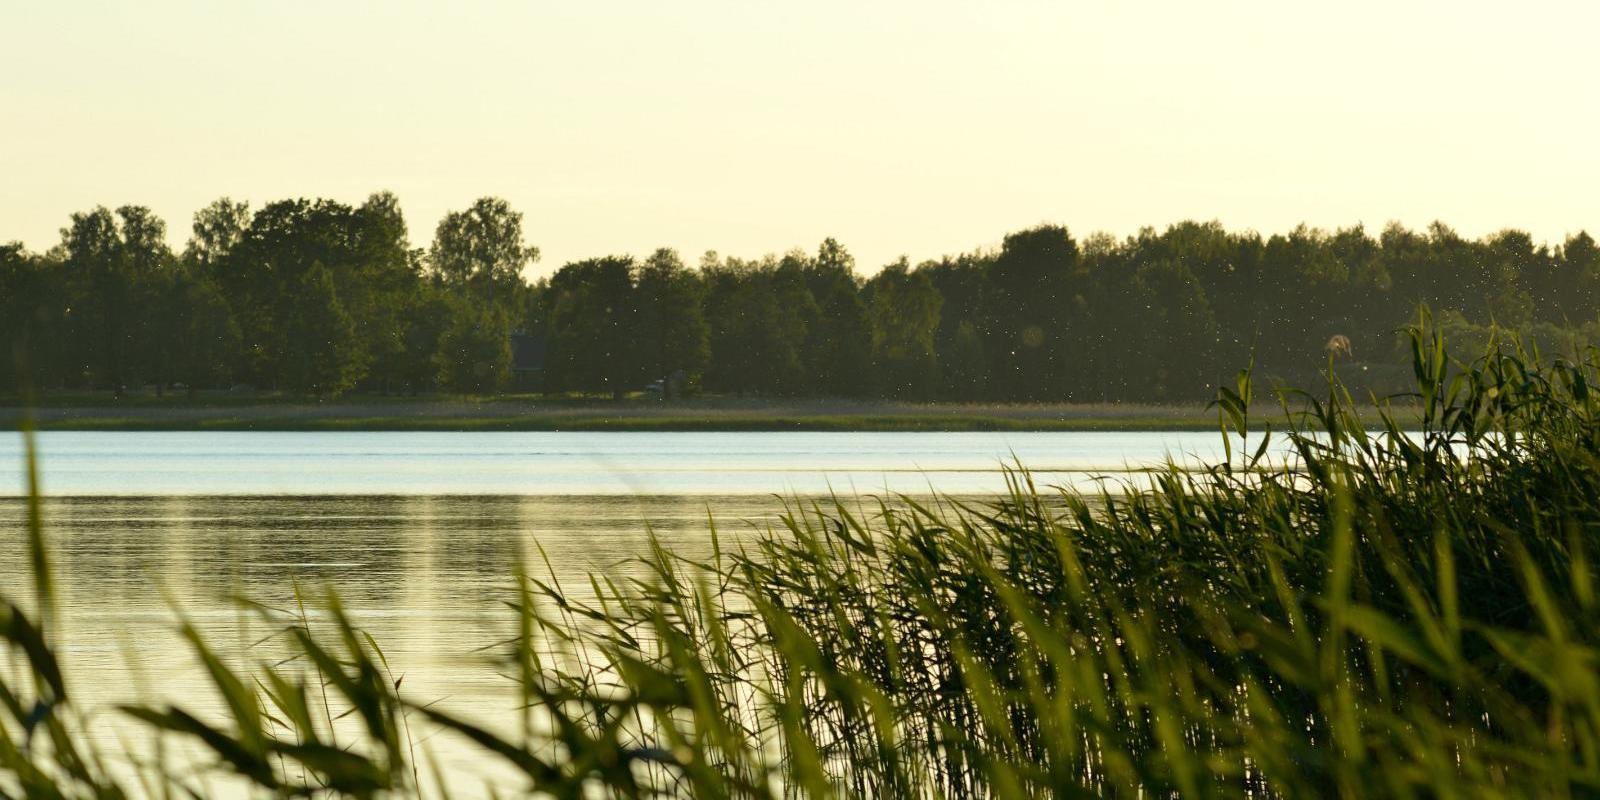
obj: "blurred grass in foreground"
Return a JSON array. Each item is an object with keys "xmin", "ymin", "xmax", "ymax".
[{"xmin": 5, "ymin": 309, "xmax": 1600, "ymax": 797}]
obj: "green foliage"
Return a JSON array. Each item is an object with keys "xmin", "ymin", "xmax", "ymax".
[
  {"xmin": 801, "ymin": 239, "xmax": 873, "ymax": 398},
  {"xmin": 941, "ymin": 321, "xmax": 987, "ymax": 400},
  {"xmin": 1128, "ymin": 258, "xmax": 1220, "ymax": 400},
  {"xmin": 434, "ymin": 299, "xmax": 512, "ymax": 395},
  {"xmin": 58, "ymin": 205, "xmax": 177, "ymax": 394},
  {"xmin": 351, "ymin": 192, "xmax": 424, "ymax": 393},
  {"xmin": 702, "ymin": 254, "xmax": 811, "ymax": 396},
  {"xmin": 12, "ymin": 201, "xmax": 1600, "ymax": 403},
  {"xmin": 866, "ymin": 258, "xmax": 942, "ymax": 399},
  {"xmin": 279, "ymin": 264, "xmax": 365, "ymax": 397},
  {"xmin": 0, "ymin": 243, "xmax": 64, "ymax": 393},
  {"xmin": 429, "ymin": 196, "xmax": 539, "ymax": 305},
  {"xmin": 164, "ymin": 268, "xmax": 239, "ymax": 394},
  {"xmin": 544, "ymin": 256, "xmax": 639, "ymax": 397},
  {"xmin": 635, "ymin": 248, "xmax": 710, "ymax": 393},
  {"xmin": 395, "ymin": 282, "xmax": 457, "ymax": 394},
  {"xmin": 984, "ymin": 225, "xmax": 1078, "ymax": 400},
  {"xmin": 183, "ymin": 197, "xmax": 251, "ymax": 270}
]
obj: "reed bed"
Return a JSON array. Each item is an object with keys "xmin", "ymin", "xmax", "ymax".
[{"xmin": 4, "ymin": 311, "xmax": 1600, "ymax": 797}]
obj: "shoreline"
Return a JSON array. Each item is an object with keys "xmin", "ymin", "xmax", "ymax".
[
  {"xmin": 3, "ymin": 395, "xmax": 1221, "ymax": 432},
  {"xmin": 0, "ymin": 395, "xmax": 1411, "ymax": 432}
]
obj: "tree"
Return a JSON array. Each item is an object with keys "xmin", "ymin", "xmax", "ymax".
[
  {"xmin": 60, "ymin": 208, "xmax": 124, "ymax": 390},
  {"xmin": 185, "ymin": 198, "xmax": 251, "ymax": 271},
  {"xmin": 392, "ymin": 281, "xmax": 452, "ymax": 393},
  {"xmin": 984, "ymin": 225, "xmax": 1077, "ymax": 400},
  {"xmin": 59, "ymin": 206, "xmax": 176, "ymax": 395},
  {"xmin": 21, "ymin": 202, "xmax": 1600, "ymax": 405},
  {"xmin": 173, "ymin": 198, "xmax": 253, "ymax": 392},
  {"xmin": 919, "ymin": 254, "xmax": 990, "ymax": 399},
  {"xmin": 354, "ymin": 191, "xmax": 423, "ymax": 393},
  {"xmin": 1554, "ymin": 232, "xmax": 1600, "ymax": 323},
  {"xmin": 222, "ymin": 199, "xmax": 339, "ymax": 384},
  {"xmin": 865, "ymin": 258, "xmax": 942, "ymax": 399},
  {"xmin": 0, "ymin": 244, "xmax": 63, "ymax": 394},
  {"xmin": 222, "ymin": 197, "xmax": 406, "ymax": 390},
  {"xmin": 435, "ymin": 298, "xmax": 512, "ymax": 394},
  {"xmin": 430, "ymin": 197, "xmax": 539, "ymax": 306},
  {"xmin": 703, "ymin": 255, "xmax": 809, "ymax": 396},
  {"xmin": 164, "ymin": 270, "xmax": 240, "ymax": 394},
  {"xmin": 941, "ymin": 321, "xmax": 987, "ymax": 401},
  {"xmin": 544, "ymin": 257, "xmax": 638, "ymax": 398},
  {"xmin": 119, "ymin": 206, "xmax": 181, "ymax": 392},
  {"xmin": 1128, "ymin": 259, "xmax": 1220, "ymax": 401},
  {"xmin": 278, "ymin": 263, "xmax": 363, "ymax": 397},
  {"xmin": 634, "ymin": 248, "xmax": 709, "ymax": 395},
  {"xmin": 800, "ymin": 238, "xmax": 872, "ymax": 397},
  {"xmin": 1257, "ymin": 226, "xmax": 1353, "ymax": 375}
]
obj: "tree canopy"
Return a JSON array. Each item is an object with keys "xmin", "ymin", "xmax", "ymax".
[{"xmin": 5, "ymin": 196, "xmax": 1598, "ymax": 403}]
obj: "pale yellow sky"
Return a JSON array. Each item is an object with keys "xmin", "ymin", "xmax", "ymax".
[{"xmin": 3, "ymin": 1, "xmax": 1598, "ymax": 276}]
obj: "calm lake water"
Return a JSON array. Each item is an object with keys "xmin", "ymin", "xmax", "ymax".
[
  {"xmin": 3, "ymin": 430, "xmax": 1249, "ymax": 496},
  {"xmin": 0, "ymin": 430, "xmax": 1263, "ymax": 794}
]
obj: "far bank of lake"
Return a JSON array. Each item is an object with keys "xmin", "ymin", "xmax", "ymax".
[
  {"xmin": 2, "ymin": 396, "xmax": 1217, "ymax": 431},
  {"xmin": 0, "ymin": 394, "xmax": 1416, "ymax": 432}
]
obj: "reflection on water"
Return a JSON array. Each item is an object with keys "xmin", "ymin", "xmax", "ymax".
[
  {"xmin": 0, "ymin": 494, "xmax": 844, "ymax": 793},
  {"xmin": 0, "ymin": 430, "xmax": 1266, "ymax": 496}
]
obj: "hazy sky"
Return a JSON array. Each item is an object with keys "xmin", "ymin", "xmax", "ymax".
[{"xmin": 3, "ymin": 1, "xmax": 1598, "ymax": 276}]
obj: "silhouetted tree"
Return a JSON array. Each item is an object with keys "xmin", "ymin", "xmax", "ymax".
[
  {"xmin": 435, "ymin": 298, "xmax": 512, "ymax": 394},
  {"xmin": 1553, "ymin": 232, "xmax": 1600, "ymax": 323},
  {"xmin": 865, "ymin": 258, "xmax": 942, "ymax": 399},
  {"xmin": 545, "ymin": 257, "xmax": 637, "ymax": 398},
  {"xmin": 1128, "ymin": 259, "xmax": 1219, "ymax": 401},
  {"xmin": 801, "ymin": 239, "xmax": 872, "ymax": 397},
  {"xmin": 0, "ymin": 244, "xmax": 62, "ymax": 393},
  {"xmin": 165, "ymin": 269, "xmax": 239, "ymax": 395},
  {"xmin": 279, "ymin": 263, "xmax": 363, "ymax": 397},
  {"xmin": 984, "ymin": 225, "xmax": 1077, "ymax": 400},
  {"xmin": 918, "ymin": 254, "xmax": 990, "ymax": 399},
  {"xmin": 185, "ymin": 198, "xmax": 251, "ymax": 272},
  {"xmin": 13, "ymin": 197, "xmax": 1600, "ymax": 405},
  {"xmin": 703, "ymin": 255, "xmax": 809, "ymax": 395},
  {"xmin": 399, "ymin": 282, "xmax": 456, "ymax": 394},
  {"xmin": 941, "ymin": 321, "xmax": 987, "ymax": 401},
  {"xmin": 635, "ymin": 248, "xmax": 709, "ymax": 395},
  {"xmin": 354, "ymin": 191, "xmax": 421, "ymax": 393},
  {"xmin": 59, "ymin": 206, "xmax": 175, "ymax": 395}
]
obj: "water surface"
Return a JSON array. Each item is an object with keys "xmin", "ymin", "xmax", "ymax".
[
  {"xmin": 0, "ymin": 430, "xmax": 1260, "ymax": 794},
  {"xmin": 2, "ymin": 430, "xmax": 1254, "ymax": 496}
]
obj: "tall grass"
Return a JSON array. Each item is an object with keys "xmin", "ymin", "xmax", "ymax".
[{"xmin": 5, "ymin": 310, "xmax": 1600, "ymax": 797}]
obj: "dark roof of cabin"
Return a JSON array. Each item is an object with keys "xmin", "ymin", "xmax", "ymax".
[{"xmin": 510, "ymin": 330, "xmax": 545, "ymax": 372}]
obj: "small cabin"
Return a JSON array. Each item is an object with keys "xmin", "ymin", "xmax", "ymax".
[{"xmin": 509, "ymin": 330, "xmax": 546, "ymax": 391}]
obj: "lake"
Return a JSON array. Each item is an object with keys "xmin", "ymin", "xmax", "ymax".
[
  {"xmin": 2, "ymin": 430, "xmax": 1254, "ymax": 496},
  {"xmin": 0, "ymin": 430, "xmax": 1264, "ymax": 793}
]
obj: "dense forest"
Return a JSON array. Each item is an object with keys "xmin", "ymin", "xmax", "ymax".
[{"xmin": 3, "ymin": 193, "xmax": 1597, "ymax": 403}]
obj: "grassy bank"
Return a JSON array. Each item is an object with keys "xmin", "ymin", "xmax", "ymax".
[
  {"xmin": 1, "ymin": 397, "xmax": 1218, "ymax": 432},
  {"xmin": 1, "ymin": 396, "xmax": 1415, "ymax": 432},
  {"xmin": 3, "ymin": 317, "xmax": 1599, "ymax": 797}
]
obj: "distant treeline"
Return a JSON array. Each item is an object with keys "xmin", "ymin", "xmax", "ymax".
[{"xmin": 3, "ymin": 194, "xmax": 1597, "ymax": 402}]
